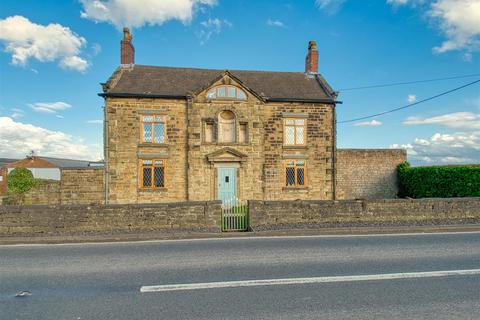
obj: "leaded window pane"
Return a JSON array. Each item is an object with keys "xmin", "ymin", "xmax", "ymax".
[
  {"xmin": 296, "ymin": 126, "xmax": 305, "ymax": 144},
  {"xmin": 154, "ymin": 160, "xmax": 163, "ymax": 166},
  {"xmin": 237, "ymin": 90, "xmax": 246, "ymax": 99},
  {"xmin": 143, "ymin": 123, "xmax": 153, "ymax": 143},
  {"xmin": 286, "ymin": 167, "xmax": 295, "ymax": 186},
  {"xmin": 218, "ymin": 87, "xmax": 226, "ymax": 97},
  {"xmin": 142, "ymin": 160, "xmax": 153, "ymax": 165},
  {"xmin": 295, "ymin": 119, "xmax": 305, "ymax": 125},
  {"xmin": 207, "ymin": 90, "xmax": 216, "ymax": 98},
  {"xmin": 285, "ymin": 119, "xmax": 295, "ymax": 125},
  {"xmin": 227, "ymin": 86, "xmax": 236, "ymax": 97},
  {"xmin": 154, "ymin": 167, "xmax": 164, "ymax": 187},
  {"xmin": 142, "ymin": 115, "xmax": 154, "ymax": 122},
  {"xmin": 143, "ymin": 167, "xmax": 152, "ymax": 187},
  {"xmin": 154, "ymin": 123, "xmax": 165, "ymax": 143},
  {"xmin": 154, "ymin": 115, "xmax": 164, "ymax": 122},
  {"xmin": 285, "ymin": 126, "xmax": 295, "ymax": 145},
  {"xmin": 297, "ymin": 168, "xmax": 305, "ymax": 186}
]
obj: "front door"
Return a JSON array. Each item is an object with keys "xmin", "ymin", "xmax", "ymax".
[{"xmin": 217, "ymin": 167, "xmax": 237, "ymax": 203}]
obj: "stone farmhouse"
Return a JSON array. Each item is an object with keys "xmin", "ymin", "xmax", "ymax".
[
  {"xmin": 0, "ymin": 29, "xmax": 406, "ymax": 206},
  {"xmin": 99, "ymin": 28, "xmax": 405, "ymax": 204}
]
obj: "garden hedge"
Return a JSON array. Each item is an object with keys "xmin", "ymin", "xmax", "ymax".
[
  {"xmin": 397, "ymin": 162, "xmax": 480, "ymax": 198},
  {"xmin": 7, "ymin": 168, "xmax": 40, "ymax": 194}
]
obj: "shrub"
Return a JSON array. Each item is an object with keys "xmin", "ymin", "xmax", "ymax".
[
  {"xmin": 7, "ymin": 168, "xmax": 40, "ymax": 194},
  {"xmin": 397, "ymin": 162, "xmax": 480, "ymax": 198}
]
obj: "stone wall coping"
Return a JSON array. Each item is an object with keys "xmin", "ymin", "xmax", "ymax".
[
  {"xmin": 0, "ymin": 200, "xmax": 222, "ymax": 211},
  {"xmin": 337, "ymin": 148, "xmax": 406, "ymax": 154},
  {"xmin": 60, "ymin": 167, "xmax": 105, "ymax": 171},
  {"xmin": 249, "ymin": 198, "xmax": 480, "ymax": 205}
]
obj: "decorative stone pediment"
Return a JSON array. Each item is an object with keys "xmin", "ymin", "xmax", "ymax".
[{"xmin": 206, "ymin": 147, "xmax": 248, "ymax": 163}]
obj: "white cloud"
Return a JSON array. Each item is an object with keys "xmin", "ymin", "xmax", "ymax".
[
  {"xmin": 56, "ymin": 115, "xmax": 65, "ymax": 119},
  {"xmin": 386, "ymin": 0, "xmax": 480, "ymax": 56},
  {"xmin": 197, "ymin": 18, "xmax": 232, "ymax": 44},
  {"xmin": 0, "ymin": 16, "xmax": 89, "ymax": 72},
  {"xmin": 403, "ymin": 112, "xmax": 480, "ymax": 129},
  {"xmin": 0, "ymin": 117, "xmax": 102, "ymax": 160},
  {"xmin": 315, "ymin": 0, "xmax": 347, "ymax": 14},
  {"xmin": 267, "ymin": 19, "xmax": 285, "ymax": 28},
  {"xmin": 87, "ymin": 119, "xmax": 103, "ymax": 124},
  {"xmin": 407, "ymin": 94, "xmax": 417, "ymax": 103},
  {"xmin": 91, "ymin": 43, "xmax": 102, "ymax": 56},
  {"xmin": 80, "ymin": 0, "xmax": 217, "ymax": 29},
  {"xmin": 391, "ymin": 131, "xmax": 480, "ymax": 165},
  {"xmin": 354, "ymin": 119, "xmax": 383, "ymax": 127},
  {"xmin": 28, "ymin": 102, "xmax": 72, "ymax": 114},
  {"xmin": 10, "ymin": 108, "xmax": 25, "ymax": 119}
]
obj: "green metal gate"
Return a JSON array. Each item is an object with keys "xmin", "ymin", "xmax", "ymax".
[{"xmin": 221, "ymin": 197, "xmax": 248, "ymax": 232}]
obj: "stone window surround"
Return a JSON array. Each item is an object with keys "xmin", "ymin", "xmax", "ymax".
[
  {"xmin": 283, "ymin": 159, "xmax": 308, "ymax": 189},
  {"xmin": 283, "ymin": 114, "xmax": 307, "ymax": 147},
  {"xmin": 139, "ymin": 110, "xmax": 168, "ymax": 145},
  {"xmin": 201, "ymin": 113, "xmax": 250, "ymax": 146},
  {"xmin": 139, "ymin": 158, "xmax": 167, "ymax": 190}
]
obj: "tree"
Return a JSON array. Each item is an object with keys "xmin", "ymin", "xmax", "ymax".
[{"xmin": 7, "ymin": 168, "xmax": 39, "ymax": 194}]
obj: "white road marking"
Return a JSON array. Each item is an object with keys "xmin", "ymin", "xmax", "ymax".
[
  {"xmin": 140, "ymin": 269, "xmax": 480, "ymax": 293},
  {"xmin": 2, "ymin": 230, "xmax": 480, "ymax": 247}
]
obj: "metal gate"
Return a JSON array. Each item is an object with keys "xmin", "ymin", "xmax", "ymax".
[{"xmin": 221, "ymin": 197, "xmax": 248, "ymax": 232}]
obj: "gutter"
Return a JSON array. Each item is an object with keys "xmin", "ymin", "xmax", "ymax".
[{"xmin": 98, "ymin": 92, "xmax": 342, "ymax": 104}]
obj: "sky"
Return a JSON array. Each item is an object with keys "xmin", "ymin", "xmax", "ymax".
[{"xmin": 0, "ymin": 0, "xmax": 479, "ymax": 165}]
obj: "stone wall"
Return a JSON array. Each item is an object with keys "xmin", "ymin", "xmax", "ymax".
[
  {"xmin": 336, "ymin": 149, "xmax": 407, "ymax": 200},
  {"xmin": 60, "ymin": 168, "xmax": 105, "ymax": 204},
  {"xmin": 1, "ymin": 168, "xmax": 104, "ymax": 205},
  {"xmin": 249, "ymin": 198, "xmax": 480, "ymax": 229},
  {"xmin": 0, "ymin": 201, "xmax": 221, "ymax": 235}
]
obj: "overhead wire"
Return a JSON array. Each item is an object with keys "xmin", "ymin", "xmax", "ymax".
[{"xmin": 337, "ymin": 79, "xmax": 480, "ymax": 124}]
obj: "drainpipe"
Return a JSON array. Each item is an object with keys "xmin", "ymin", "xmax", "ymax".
[
  {"xmin": 103, "ymin": 104, "xmax": 109, "ymax": 205},
  {"xmin": 186, "ymin": 95, "xmax": 192, "ymax": 201},
  {"xmin": 332, "ymin": 104, "xmax": 337, "ymax": 200}
]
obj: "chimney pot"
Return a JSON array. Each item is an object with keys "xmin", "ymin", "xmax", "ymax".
[
  {"xmin": 305, "ymin": 40, "xmax": 318, "ymax": 74},
  {"xmin": 121, "ymin": 27, "xmax": 135, "ymax": 65}
]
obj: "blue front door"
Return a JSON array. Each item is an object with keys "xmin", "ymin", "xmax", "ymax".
[{"xmin": 217, "ymin": 167, "xmax": 237, "ymax": 203}]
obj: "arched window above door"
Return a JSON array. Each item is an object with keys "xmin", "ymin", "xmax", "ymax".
[
  {"xmin": 207, "ymin": 85, "xmax": 247, "ymax": 100},
  {"xmin": 218, "ymin": 110, "xmax": 236, "ymax": 143}
]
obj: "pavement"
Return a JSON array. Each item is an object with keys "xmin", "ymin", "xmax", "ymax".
[
  {"xmin": 2, "ymin": 223, "xmax": 480, "ymax": 245},
  {"xmin": 1, "ymin": 231, "xmax": 480, "ymax": 319}
]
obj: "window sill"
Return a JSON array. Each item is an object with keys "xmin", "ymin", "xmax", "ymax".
[
  {"xmin": 283, "ymin": 145, "xmax": 308, "ymax": 150},
  {"xmin": 282, "ymin": 186, "xmax": 310, "ymax": 191},
  {"xmin": 138, "ymin": 188, "xmax": 168, "ymax": 192},
  {"xmin": 204, "ymin": 142, "xmax": 250, "ymax": 146},
  {"xmin": 138, "ymin": 143, "xmax": 169, "ymax": 148}
]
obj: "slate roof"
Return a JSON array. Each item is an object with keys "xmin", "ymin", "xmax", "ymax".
[
  {"xmin": 0, "ymin": 158, "xmax": 18, "ymax": 168},
  {"xmin": 3, "ymin": 157, "xmax": 104, "ymax": 169},
  {"xmin": 39, "ymin": 157, "xmax": 104, "ymax": 169},
  {"xmin": 100, "ymin": 65, "xmax": 337, "ymax": 103}
]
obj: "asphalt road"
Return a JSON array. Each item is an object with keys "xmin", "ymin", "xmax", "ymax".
[{"xmin": 1, "ymin": 232, "xmax": 480, "ymax": 319}]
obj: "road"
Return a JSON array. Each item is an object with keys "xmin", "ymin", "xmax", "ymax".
[{"xmin": 1, "ymin": 232, "xmax": 480, "ymax": 319}]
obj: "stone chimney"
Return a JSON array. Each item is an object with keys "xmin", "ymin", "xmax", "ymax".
[
  {"xmin": 305, "ymin": 41, "xmax": 318, "ymax": 74},
  {"xmin": 121, "ymin": 27, "xmax": 135, "ymax": 65}
]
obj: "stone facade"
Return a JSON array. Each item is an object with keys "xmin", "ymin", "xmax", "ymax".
[
  {"xmin": 105, "ymin": 75, "xmax": 335, "ymax": 204},
  {"xmin": 0, "ymin": 201, "xmax": 221, "ymax": 235},
  {"xmin": 336, "ymin": 149, "xmax": 407, "ymax": 200},
  {"xmin": 249, "ymin": 198, "xmax": 480, "ymax": 230}
]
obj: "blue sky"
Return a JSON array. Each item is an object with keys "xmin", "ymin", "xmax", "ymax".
[{"xmin": 0, "ymin": 0, "xmax": 479, "ymax": 165}]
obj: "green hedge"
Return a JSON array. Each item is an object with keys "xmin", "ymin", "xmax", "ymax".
[
  {"xmin": 7, "ymin": 168, "xmax": 40, "ymax": 194},
  {"xmin": 397, "ymin": 162, "xmax": 480, "ymax": 198}
]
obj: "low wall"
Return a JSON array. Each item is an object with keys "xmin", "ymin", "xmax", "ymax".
[
  {"xmin": 249, "ymin": 198, "xmax": 480, "ymax": 229},
  {"xmin": 0, "ymin": 201, "xmax": 221, "ymax": 235},
  {"xmin": 2, "ymin": 168, "xmax": 105, "ymax": 205},
  {"xmin": 336, "ymin": 149, "xmax": 407, "ymax": 199}
]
